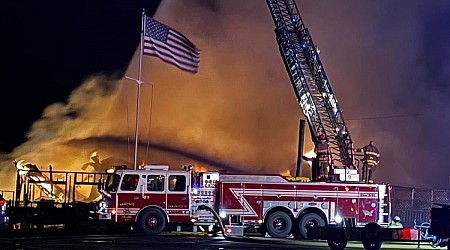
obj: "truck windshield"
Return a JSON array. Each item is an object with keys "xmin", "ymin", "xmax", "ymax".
[{"xmin": 105, "ymin": 174, "xmax": 120, "ymax": 193}]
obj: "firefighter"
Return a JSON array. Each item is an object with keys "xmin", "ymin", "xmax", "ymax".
[
  {"xmin": 389, "ymin": 215, "xmax": 404, "ymax": 239},
  {"xmin": 359, "ymin": 140, "xmax": 380, "ymax": 183},
  {"xmin": 315, "ymin": 134, "xmax": 330, "ymax": 181},
  {"xmin": 389, "ymin": 215, "xmax": 403, "ymax": 228}
]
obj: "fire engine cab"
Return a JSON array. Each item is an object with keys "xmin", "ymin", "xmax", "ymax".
[
  {"xmin": 98, "ymin": 164, "xmax": 390, "ymax": 239},
  {"xmin": 99, "ymin": 164, "xmax": 193, "ymax": 235}
]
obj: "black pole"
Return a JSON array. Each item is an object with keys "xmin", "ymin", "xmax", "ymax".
[
  {"xmin": 296, "ymin": 119, "xmax": 306, "ymax": 177},
  {"xmin": 15, "ymin": 166, "xmax": 21, "ymax": 207}
]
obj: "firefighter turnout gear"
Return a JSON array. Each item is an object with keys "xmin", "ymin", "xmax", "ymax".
[
  {"xmin": 359, "ymin": 141, "xmax": 380, "ymax": 183},
  {"xmin": 315, "ymin": 135, "xmax": 330, "ymax": 181},
  {"xmin": 388, "ymin": 215, "xmax": 404, "ymax": 239}
]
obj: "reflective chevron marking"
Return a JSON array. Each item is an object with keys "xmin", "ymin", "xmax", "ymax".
[{"xmin": 221, "ymin": 188, "xmax": 379, "ymax": 216}]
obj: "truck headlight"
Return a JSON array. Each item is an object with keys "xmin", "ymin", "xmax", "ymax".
[{"xmin": 335, "ymin": 214, "xmax": 343, "ymax": 224}]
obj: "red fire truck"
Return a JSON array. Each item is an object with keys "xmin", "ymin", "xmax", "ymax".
[{"xmin": 98, "ymin": 164, "xmax": 391, "ymax": 240}]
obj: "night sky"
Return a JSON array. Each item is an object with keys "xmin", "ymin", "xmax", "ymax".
[
  {"xmin": 1, "ymin": 0, "xmax": 161, "ymax": 152},
  {"xmin": 1, "ymin": 0, "xmax": 450, "ymax": 191}
]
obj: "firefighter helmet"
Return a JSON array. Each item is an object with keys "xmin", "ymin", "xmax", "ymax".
[{"xmin": 393, "ymin": 215, "xmax": 401, "ymax": 222}]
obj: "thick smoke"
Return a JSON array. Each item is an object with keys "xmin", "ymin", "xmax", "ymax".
[{"xmin": 1, "ymin": 0, "xmax": 449, "ymax": 190}]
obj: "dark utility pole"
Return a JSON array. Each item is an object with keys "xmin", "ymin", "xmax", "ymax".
[{"xmin": 296, "ymin": 119, "xmax": 306, "ymax": 177}]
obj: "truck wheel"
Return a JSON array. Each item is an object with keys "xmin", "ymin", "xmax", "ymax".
[
  {"xmin": 327, "ymin": 231, "xmax": 347, "ymax": 250},
  {"xmin": 362, "ymin": 240, "xmax": 382, "ymax": 250},
  {"xmin": 298, "ymin": 212, "xmax": 325, "ymax": 239},
  {"xmin": 364, "ymin": 222, "xmax": 381, "ymax": 239},
  {"xmin": 265, "ymin": 211, "xmax": 292, "ymax": 238},
  {"xmin": 137, "ymin": 208, "xmax": 167, "ymax": 235},
  {"xmin": 362, "ymin": 223, "xmax": 382, "ymax": 250}
]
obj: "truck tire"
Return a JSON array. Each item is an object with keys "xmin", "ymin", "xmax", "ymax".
[
  {"xmin": 327, "ymin": 230, "xmax": 347, "ymax": 250},
  {"xmin": 265, "ymin": 211, "xmax": 292, "ymax": 238},
  {"xmin": 137, "ymin": 208, "xmax": 167, "ymax": 235},
  {"xmin": 298, "ymin": 212, "xmax": 325, "ymax": 239},
  {"xmin": 362, "ymin": 240, "xmax": 382, "ymax": 250},
  {"xmin": 362, "ymin": 222, "xmax": 382, "ymax": 250}
]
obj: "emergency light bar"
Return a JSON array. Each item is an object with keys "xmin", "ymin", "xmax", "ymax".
[
  {"xmin": 142, "ymin": 165, "xmax": 169, "ymax": 171},
  {"xmin": 106, "ymin": 165, "xmax": 128, "ymax": 173}
]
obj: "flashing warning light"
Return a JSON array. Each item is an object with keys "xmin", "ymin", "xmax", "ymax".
[
  {"xmin": 115, "ymin": 165, "xmax": 128, "ymax": 170},
  {"xmin": 107, "ymin": 165, "xmax": 128, "ymax": 173}
]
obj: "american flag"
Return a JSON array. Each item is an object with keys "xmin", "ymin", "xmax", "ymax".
[{"xmin": 143, "ymin": 16, "xmax": 200, "ymax": 74}]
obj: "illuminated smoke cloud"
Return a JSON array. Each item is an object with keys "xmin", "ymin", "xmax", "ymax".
[{"xmin": 1, "ymin": 1, "xmax": 449, "ymax": 190}]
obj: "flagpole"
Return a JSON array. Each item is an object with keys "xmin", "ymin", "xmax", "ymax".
[
  {"xmin": 127, "ymin": 11, "xmax": 200, "ymax": 170},
  {"xmin": 132, "ymin": 8, "xmax": 146, "ymax": 170}
]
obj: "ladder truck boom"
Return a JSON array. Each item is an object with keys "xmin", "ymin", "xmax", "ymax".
[{"xmin": 266, "ymin": 0, "xmax": 354, "ymax": 169}]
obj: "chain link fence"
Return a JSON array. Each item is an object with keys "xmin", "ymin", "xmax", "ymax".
[{"xmin": 391, "ymin": 186, "xmax": 450, "ymax": 228}]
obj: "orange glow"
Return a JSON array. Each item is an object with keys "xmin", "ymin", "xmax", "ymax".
[
  {"xmin": 280, "ymin": 169, "xmax": 291, "ymax": 176},
  {"xmin": 193, "ymin": 164, "xmax": 208, "ymax": 173},
  {"xmin": 0, "ymin": 1, "xmax": 321, "ymax": 191},
  {"xmin": 304, "ymin": 150, "xmax": 316, "ymax": 166},
  {"xmin": 304, "ymin": 150, "xmax": 316, "ymax": 158}
]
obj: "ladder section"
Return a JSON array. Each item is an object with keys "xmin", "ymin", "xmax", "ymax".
[
  {"xmin": 266, "ymin": 0, "xmax": 354, "ymax": 169},
  {"xmin": 378, "ymin": 184, "xmax": 391, "ymax": 226}
]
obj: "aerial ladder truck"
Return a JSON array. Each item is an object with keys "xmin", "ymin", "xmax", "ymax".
[
  {"xmin": 265, "ymin": 1, "xmax": 407, "ymax": 249},
  {"xmin": 266, "ymin": 0, "xmax": 356, "ymax": 179}
]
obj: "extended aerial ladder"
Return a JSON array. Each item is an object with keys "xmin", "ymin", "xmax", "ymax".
[{"xmin": 266, "ymin": 0, "xmax": 355, "ymax": 170}]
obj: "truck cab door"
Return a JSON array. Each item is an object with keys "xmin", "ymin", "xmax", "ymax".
[
  {"xmin": 165, "ymin": 172, "xmax": 190, "ymax": 222},
  {"xmin": 116, "ymin": 173, "xmax": 141, "ymax": 223},
  {"xmin": 142, "ymin": 172, "xmax": 167, "ymax": 209}
]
